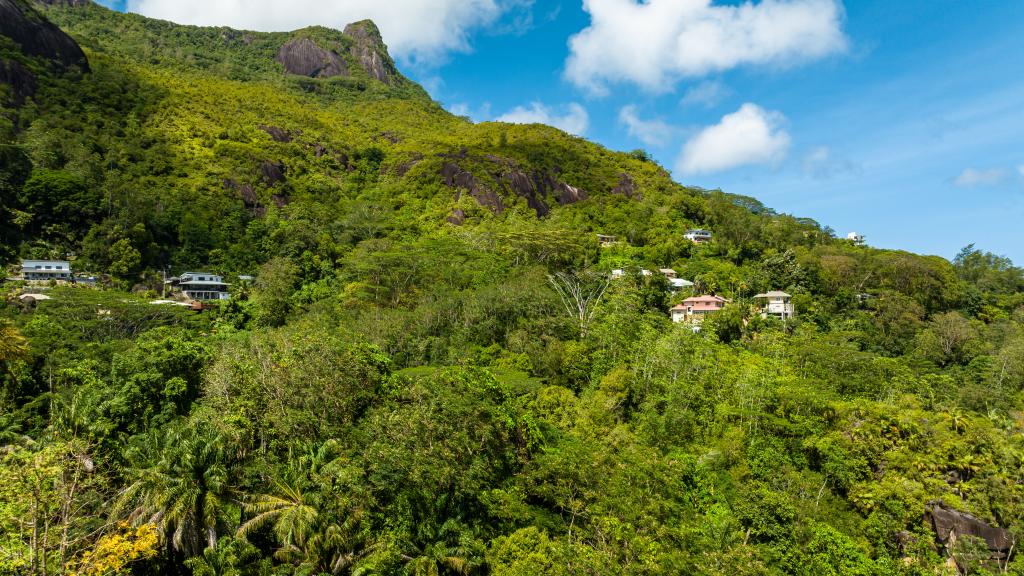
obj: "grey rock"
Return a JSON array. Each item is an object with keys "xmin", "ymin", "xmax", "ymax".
[
  {"xmin": 276, "ymin": 37, "xmax": 347, "ymax": 78},
  {"xmin": 343, "ymin": 20, "xmax": 397, "ymax": 84},
  {"xmin": 0, "ymin": 0, "xmax": 89, "ymax": 71}
]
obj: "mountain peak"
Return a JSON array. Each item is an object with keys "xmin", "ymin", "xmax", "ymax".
[
  {"xmin": 343, "ymin": 19, "xmax": 398, "ymax": 85},
  {"xmin": 0, "ymin": 0, "xmax": 88, "ymax": 71}
]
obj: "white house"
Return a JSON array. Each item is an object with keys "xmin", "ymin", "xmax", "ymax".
[
  {"xmin": 754, "ymin": 291, "xmax": 795, "ymax": 320},
  {"xmin": 847, "ymin": 232, "xmax": 866, "ymax": 245},
  {"xmin": 610, "ymin": 269, "xmax": 625, "ymax": 280},
  {"xmin": 166, "ymin": 272, "xmax": 230, "ymax": 301},
  {"xmin": 684, "ymin": 229, "xmax": 713, "ymax": 244},
  {"xmin": 669, "ymin": 278, "xmax": 694, "ymax": 292},
  {"xmin": 21, "ymin": 260, "xmax": 72, "ymax": 281},
  {"xmin": 596, "ymin": 234, "xmax": 618, "ymax": 248},
  {"xmin": 658, "ymin": 268, "xmax": 677, "ymax": 279}
]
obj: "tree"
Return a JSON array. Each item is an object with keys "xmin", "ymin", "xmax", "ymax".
[
  {"xmin": 0, "ymin": 320, "xmax": 29, "ymax": 373},
  {"xmin": 251, "ymin": 257, "xmax": 299, "ymax": 327},
  {"xmin": 116, "ymin": 423, "xmax": 233, "ymax": 559},
  {"xmin": 107, "ymin": 238, "xmax": 142, "ymax": 281},
  {"xmin": 547, "ymin": 271, "xmax": 608, "ymax": 339}
]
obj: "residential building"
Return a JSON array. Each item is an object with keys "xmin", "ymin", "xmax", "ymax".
[
  {"xmin": 21, "ymin": 260, "xmax": 72, "ymax": 281},
  {"xmin": 669, "ymin": 278, "xmax": 694, "ymax": 292},
  {"xmin": 596, "ymin": 234, "xmax": 618, "ymax": 248},
  {"xmin": 166, "ymin": 272, "xmax": 230, "ymax": 301},
  {"xmin": 670, "ymin": 295, "xmax": 730, "ymax": 323},
  {"xmin": 684, "ymin": 229, "xmax": 713, "ymax": 244},
  {"xmin": 610, "ymin": 269, "xmax": 625, "ymax": 280},
  {"xmin": 754, "ymin": 291, "xmax": 795, "ymax": 320},
  {"xmin": 659, "ymin": 268, "xmax": 677, "ymax": 279}
]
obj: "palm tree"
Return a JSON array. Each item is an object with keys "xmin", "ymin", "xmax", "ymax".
[
  {"xmin": 116, "ymin": 423, "xmax": 233, "ymax": 558},
  {"xmin": 237, "ymin": 441, "xmax": 370, "ymax": 574},
  {"xmin": 0, "ymin": 319, "xmax": 28, "ymax": 372}
]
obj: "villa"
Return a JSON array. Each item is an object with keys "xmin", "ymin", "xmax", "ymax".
[
  {"xmin": 21, "ymin": 260, "xmax": 72, "ymax": 282},
  {"xmin": 670, "ymin": 294, "xmax": 730, "ymax": 323},
  {"xmin": 165, "ymin": 272, "xmax": 230, "ymax": 301},
  {"xmin": 754, "ymin": 291, "xmax": 796, "ymax": 320}
]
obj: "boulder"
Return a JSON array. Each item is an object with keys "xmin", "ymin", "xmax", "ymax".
[
  {"xmin": 258, "ymin": 124, "xmax": 297, "ymax": 143},
  {"xmin": 441, "ymin": 163, "xmax": 504, "ymax": 214},
  {"xmin": 276, "ymin": 37, "xmax": 347, "ymax": 78},
  {"xmin": 0, "ymin": 0, "xmax": 89, "ymax": 71},
  {"xmin": 259, "ymin": 161, "xmax": 286, "ymax": 186},
  {"xmin": 612, "ymin": 172, "xmax": 639, "ymax": 199},
  {"xmin": 925, "ymin": 501, "xmax": 1015, "ymax": 560}
]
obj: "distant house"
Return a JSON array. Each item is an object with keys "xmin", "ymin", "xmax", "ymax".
[
  {"xmin": 21, "ymin": 260, "xmax": 72, "ymax": 281},
  {"xmin": 670, "ymin": 295, "xmax": 729, "ymax": 323},
  {"xmin": 684, "ymin": 229, "xmax": 713, "ymax": 244},
  {"xmin": 165, "ymin": 272, "xmax": 230, "ymax": 301},
  {"xmin": 596, "ymin": 234, "xmax": 618, "ymax": 248},
  {"xmin": 610, "ymin": 269, "xmax": 625, "ymax": 280},
  {"xmin": 847, "ymin": 232, "xmax": 866, "ymax": 245},
  {"xmin": 754, "ymin": 291, "xmax": 795, "ymax": 320},
  {"xmin": 658, "ymin": 268, "xmax": 677, "ymax": 279},
  {"xmin": 669, "ymin": 278, "xmax": 694, "ymax": 292}
]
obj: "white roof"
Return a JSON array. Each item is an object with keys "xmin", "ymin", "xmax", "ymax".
[
  {"xmin": 658, "ymin": 268, "xmax": 676, "ymax": 274},
  {"xmin": 671, "ymin": 278, "xmax": 694, "ymax": 287},
  {"xmin": 755, "ymin": 291, "xmax": 792, "ymax": 298},
  {"xmin": 20, "ymin": 293, "xmax": 53, "ymax": 300}
]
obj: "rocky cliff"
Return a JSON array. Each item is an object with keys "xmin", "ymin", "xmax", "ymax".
[
  {"xmin": 343, "ymin": 20, "xmax": 398, "ymax": 85},
  {"xmin": 0, "ymin": 0, "xmax": 88, "ymax": 71}
]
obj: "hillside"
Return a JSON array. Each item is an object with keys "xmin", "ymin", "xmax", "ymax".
[{"xmin": 2, "ymin": 3, "xmax": 1024, "ymax": 576}]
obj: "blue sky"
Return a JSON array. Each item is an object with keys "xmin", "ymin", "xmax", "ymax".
[{"xmin": 99, "ymin": 0, "xmax": 1024, "ymax": 263}]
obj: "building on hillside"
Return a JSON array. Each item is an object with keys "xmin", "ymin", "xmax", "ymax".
[
  {"xmin": 669, "ymin": 278, "xmax": 694, "ymax": 292},
  {"xmin": 165, "ymin": 272, "xmax": 230, "ymax": 301},
  {"xmin": 847, "ymin": 232, "xmax": 866, "ymax": 245},
  {"xmin": 670, "ymin": 294, "xmax": 729, "ymax": 324},
  {"xmin": 21, "ymin": 260, "xmax": 72, "ymax": 281},
  {"xmin": 684, "ymin": 229, "xmax": 713, "ymax": 244},
  {"xmin": 659, "ymin": 268, "xmax": 677, "ymax": 279},
  {"xmin": 754, "ymin": 291, "xmax": 795, "ymax": 320},
  {"xmin": 610, "ymin": 269, "xmax": 625, "ymax": 280},
  {"xmin": 596, "ymin": 234, "xmax": 618, "ymax": 248}
]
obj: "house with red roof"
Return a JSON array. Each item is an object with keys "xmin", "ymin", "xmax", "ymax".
[{"xmin": 670, "ymin": 295, "xmax": 730, "ymax": 324}]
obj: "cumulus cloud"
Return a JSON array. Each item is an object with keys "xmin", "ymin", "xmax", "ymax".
[
  {"xmin": 680, "ymin": 80, "xmax": 730, "ymax": 108},
  {"xmin": 676, "ymin": 103, "xmax": 790, "ymax": 175},
  {"xmin": 565, "ymin": 0, "xmax": 847, "ymax": 94},
  {"xmin": 619, "ymin": 105, "xmax": 674, "ymax": 147},
  {"xmin": 125, "ymin": 0, "xmax": 519, "ymax": 65},
  {"xmin": 494, "ymin": 102, "xmax": 590, "ymax": 136},
  {"xmin": 952, "ymin": 168, "xmax": 1008, "ymax": 187}
]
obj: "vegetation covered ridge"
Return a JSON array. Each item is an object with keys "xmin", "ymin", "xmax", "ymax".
[{"xmin": 2, "ymin": 3, "xmax": 1024, "ymax": 576}]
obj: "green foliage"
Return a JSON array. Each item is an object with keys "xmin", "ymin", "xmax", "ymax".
[{"xmin": 1, "ymin": 3, "xmax": 1023, "ymax": 575}]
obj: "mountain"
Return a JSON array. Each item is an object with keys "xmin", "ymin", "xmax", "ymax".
[{"xmin": 2, "ymin": 4, "xmax": 1024, "ymax": 576}]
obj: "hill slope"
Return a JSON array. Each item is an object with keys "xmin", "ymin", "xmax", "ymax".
[{"xmin": 1, "ymin": 4, "xmax": 1024, "ymax": 576}]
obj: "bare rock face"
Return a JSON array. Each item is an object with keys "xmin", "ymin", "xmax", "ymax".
[
  {"xmin": 258, "ymin": 125, "xmax": 297, "ymax": 143},
  {"xmin": 926, "ymin": 502, "xmax": 1015, "ymax": 560},
  {"xmin": 260, "ymin": 160, "xmax": 286, "ymax": 186},
  {"xmin": 441, "ymin": 163, "xmax": 504, "ymax": 214},
  {"xmin": 0, "ymin": 59, "xmax": 37, "ymax": 105},
  {"xmin": 0, "ymin": 0, "xmax": 89, "ymax": 71},
  {"xmin": 343, "ymin": 20, "xmax": 397, "ymax": 85},
  {"xmin": 612, "ymin": 172, "xmax": 639, "ymax": 198},
  {"xmin": 276, "ymin": 37, "xmax": 347, "ymax": 78},
  {"xmin": 446, "ymin": 209, "xmax": 466, "ymax": 226},
  {"xmin": 504, "ymin": 170, "xmax": 550, "ymax": 217},
  {"xmin": 557, "ymin": 182, "xmax": 588, "ymax": 205}
]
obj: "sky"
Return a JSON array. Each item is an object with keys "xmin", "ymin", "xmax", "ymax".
[{"xmin": 96, "ymin": 0, "xmax": 1024, "ymax": 263}]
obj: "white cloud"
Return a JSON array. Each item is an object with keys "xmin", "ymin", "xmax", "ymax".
[
  {"xmin": 802, "ymin": 145, "xmax": 860, "ymax": 179},
  {"xmin": 565, "ymin": 0, "xmax": 847, "ymax": 94},
  {"xmin": 495, "ymin": 102, "xmax": 589, "ymax": 136},
  {"xmin": 1018, "ymin": 165, "xmax": 1024, "ymax": 177},
  {"xmin": 680, "ymin": 80, "xmax": 730, "ymax": 108},
  {"xmin": 619, "ymin": 105, "xmax": 674, "ymax": 147},
  {"xmin": 125, "ymin": 0, "xmax": 517, "ymax": 65},
  {"xmin": 676, "ymin": 103, "xmax": 790, "ymax": 175},
  {"xmin": 952, "ymin": 168, "xmax": 1008, "ymax": 187}
]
